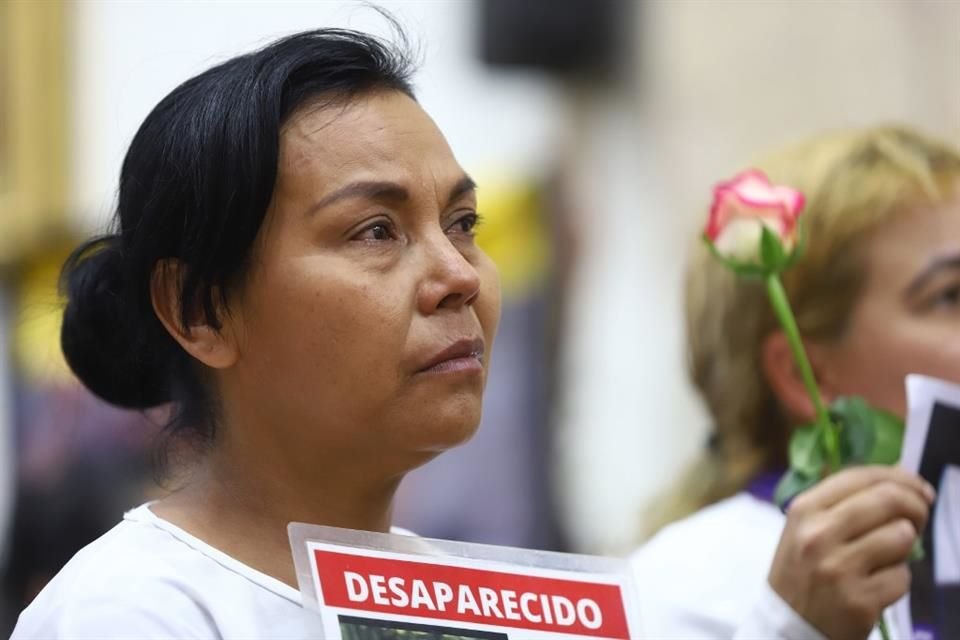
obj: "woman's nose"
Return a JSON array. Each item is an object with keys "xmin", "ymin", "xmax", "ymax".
[{"xmin": 417, "ymin": 234, "xmax": 482, "ymax": 315}]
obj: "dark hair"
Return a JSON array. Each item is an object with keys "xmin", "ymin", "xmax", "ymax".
[{"xmin": 60, "ymin": 27, "xmax": 417, "ymax": 445}]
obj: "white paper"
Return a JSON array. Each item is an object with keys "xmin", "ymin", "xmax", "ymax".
[
  {"xmin": 289, "ymin": 523, "xmax": 642, "ymax": 640},
  {"xmin": 894, "ymin": 374, "xmax": 960, "ymax": 640}
]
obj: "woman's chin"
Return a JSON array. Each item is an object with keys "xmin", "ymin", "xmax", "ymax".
[{"xmin": 415, "ymin": 399, "xmax": 483, "ymax": 452}]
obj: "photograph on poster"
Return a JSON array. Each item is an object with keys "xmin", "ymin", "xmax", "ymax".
[{"xmin": 339, "ymin": 615, "xmax": 508, "ymax": 640}]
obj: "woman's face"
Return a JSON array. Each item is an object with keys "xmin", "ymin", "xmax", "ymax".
[
  {"xmin": 219, "ymin": 91, "xmax": 500, "ymax": 472},
  {"xmin": 821, "ymin": 188, "xmax": 960, "ymax": 417}
]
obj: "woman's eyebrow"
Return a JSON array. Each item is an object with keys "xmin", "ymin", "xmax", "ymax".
[
  {"xmin": 905, "ymin": 253, "xmax": 960, "ymax": 297},
  {"xmin": 448, "ymin": 175, "xmax": 477, "ymax": 204},
  {"xmin": 307, "ymin": 174, "xmax": 476, "ymax": 216},
  {"xmin": 308, "ymin": 181, "xmax": 410, "ymax": 214}
]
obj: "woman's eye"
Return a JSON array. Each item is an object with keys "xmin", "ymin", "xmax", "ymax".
[
  {"xmin": 932, "ymin": 284, "xmax": 960, "ymax": 309},
  {"xmin": 448, "ymin": 212, "xmax": 481, "ymax": 236},
  {"xmin": 354, "ymin": 221, "xmax": 396, "ymax": 242}
]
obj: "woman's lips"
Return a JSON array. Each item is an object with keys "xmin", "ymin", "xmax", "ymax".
[{"xmin": 417, "ymin": 337, "xmax": 485, "ymax": 374}]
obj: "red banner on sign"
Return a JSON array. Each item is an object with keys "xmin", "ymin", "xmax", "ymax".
[{"xmin": 313, "ymin": 549, "xmax": 630, "ymax": 639}]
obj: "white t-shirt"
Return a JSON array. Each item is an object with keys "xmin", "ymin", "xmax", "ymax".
[
  {"xmin": 12, "ymin": 504, "xmax": 327, "ymax": 639},
  {"xmin": 13, "ymin": 495, "xmax": 899, "ymax": 640},
  {"xmin": 631, "ymin": 492, "xmax": 900, "ymax": 640}
]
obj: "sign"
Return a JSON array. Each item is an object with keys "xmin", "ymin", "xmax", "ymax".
[
  {"xmin": 895, "ymin": 375, "xmax": 960, "ymax": 640},
  {"xmin": 290, "ymin": 524, "xmax": 640, "ymax": 640}
]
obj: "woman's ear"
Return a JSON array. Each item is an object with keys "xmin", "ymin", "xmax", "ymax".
[
  {"xmin": 761, "ymin": 330, "xmax": 838, "ymax": 423},
  {"xmin": 150, "ymin": 260, "xmax": 239, "ymax": 369}
]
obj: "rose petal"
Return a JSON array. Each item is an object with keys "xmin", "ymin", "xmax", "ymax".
[
  {"xmin": 706, "ymin": 169, "xmax": 805, "ymax": 250},
  {"xmin": 714, "ymin": 216, "xmax": 794, "ymax": 266},
  {"xmin": 714, "ymin": 218, "xmax": 767, "ymax": 264},
  {"xmin": 773, "ymin": 186, "xmax": 805, "ymax": 219},
  {"xmin": 736, "ymin": 179, "xmax": 783, "ymax": 206}
]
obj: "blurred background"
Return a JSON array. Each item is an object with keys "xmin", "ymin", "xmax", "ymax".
[{"xmin": 0, "ymin": 0, "xmax": 958, "ymax": 631}]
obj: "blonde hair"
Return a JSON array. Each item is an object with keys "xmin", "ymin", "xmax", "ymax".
[{"xmin": 645, "ymin": 125, "xmax": 960, "ymax": 536}]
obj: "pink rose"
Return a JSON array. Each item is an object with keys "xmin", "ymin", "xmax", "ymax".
[{"xmin": 705, "ymin": 170, "xmax": 805, "ymax": 268}]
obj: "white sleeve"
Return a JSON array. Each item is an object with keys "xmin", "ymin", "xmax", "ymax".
[
  {"xmin": 732, "ymin": 583, "xmax": 827, "ymax": 640},
  {"xmin": 11, "ymin": 591, "xmax": 217, "ymax": 640}
]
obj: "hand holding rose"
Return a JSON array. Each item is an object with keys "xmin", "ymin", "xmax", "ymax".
[{"xmin": 768, "ymin": 466, "xmax": 933, "ymax": 640}]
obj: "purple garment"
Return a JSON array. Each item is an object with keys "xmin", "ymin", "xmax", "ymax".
[{"xmin": 745, "ymin": 470, "xmax": 782, "ymax": 505}]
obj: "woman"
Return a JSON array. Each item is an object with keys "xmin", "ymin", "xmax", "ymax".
[
  {"xmin": 15, "ymin": 27, "xmax": 498, "ymax": 638},
  {"xmin": 633, "ymin": 125, "xmax": 960, "ymax": 638},
  {"xmin": 12, "ymin": 30, "xmax": 929, "ymax": 639}
]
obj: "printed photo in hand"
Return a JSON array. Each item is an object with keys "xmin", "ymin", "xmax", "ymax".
[{"xmin": 338, "ymin": 615, "xmax": 508, "ymax": 640}]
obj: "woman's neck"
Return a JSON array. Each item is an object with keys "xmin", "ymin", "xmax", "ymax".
[{"xmin": 152, "ymin": 446, "xmax": 402, "ymax": 588}]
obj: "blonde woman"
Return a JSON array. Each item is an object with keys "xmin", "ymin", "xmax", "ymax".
[{"xmin": 633, "ymin": 125, "xmax": 960, "ymax": 639}]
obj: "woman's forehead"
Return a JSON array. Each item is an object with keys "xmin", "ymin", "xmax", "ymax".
[
  {"xmin": 274, "ymin": 92, "xmax": 465, "ymax": 207},
  {"xmin": 863, "ymin": 196, "xmax": 960, "ymax": 284},
  {"xmin": 280, "ymin": 92, "xmax": 448, "ymax": 167}
]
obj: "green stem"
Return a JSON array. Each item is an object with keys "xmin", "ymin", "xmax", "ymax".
[
  {"xmin": 878, "ymin": 618, "xmax": 891, "ymax": 640},
  {"xmin": 765, "ymin": 274, "xmax": 840, "ymax": 471}
]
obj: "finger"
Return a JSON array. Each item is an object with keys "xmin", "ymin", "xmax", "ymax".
[
  {"xmin": 834, "ymin": 518, "xmax": 918, "ymax": 575},
  {"xmin": 789, "ymin": 466, "xmax": 934, "ymax": 514},
  {"xmin": 827, "ymin": 564, "xmax": 910, "ymax": 635},
  {"xmin": 826, "ymin": 481, "xmax": 930, "ymax": 543},
  {"xmin": 862, "ymin": 563, "xmax": 912, "ymax": 610}
]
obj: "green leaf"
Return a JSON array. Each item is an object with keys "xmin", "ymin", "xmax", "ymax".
[
  {"xmin": 788, "ymin": 423, "xmax": 825, "ymax": 477},
  {"xmin": 829, "ymin": 396, "xmax": 904, "ymax": 465},
  {"xmin": 866, "ymin": 407, "xmax": 904, "ymax": 464},
  {"xmin": 760, "ymin": 225, "xmax": 786, "ymax": 271},
  {"xmin": 774, "ymin": 468, "xmax": 820, "ymax": 510},
  {"xmin": 832, "ymin": 396, "xmax": 876, "ymax": 465}
]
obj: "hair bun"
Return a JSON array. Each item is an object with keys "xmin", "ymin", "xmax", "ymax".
[{"xmin": 60, "ymin": 236, "xmax": 172, "ymax": 409}]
